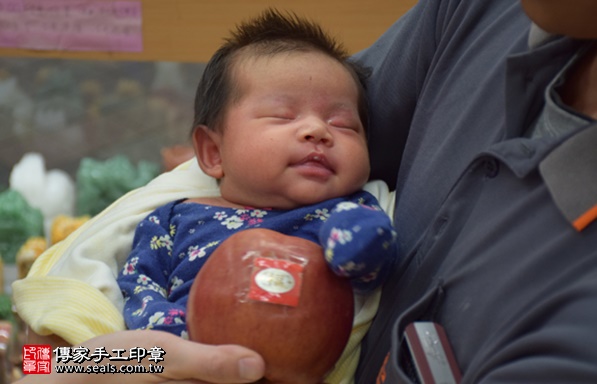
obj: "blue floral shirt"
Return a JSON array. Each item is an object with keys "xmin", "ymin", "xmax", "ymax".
[{"xmin": 117, "ymin": 190, "xmax": 398, "ymax": 338}]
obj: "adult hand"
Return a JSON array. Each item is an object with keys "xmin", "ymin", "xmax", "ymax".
[{"xmin": 17, "ymin": 330, "xmax": 265, "ymax": 384}]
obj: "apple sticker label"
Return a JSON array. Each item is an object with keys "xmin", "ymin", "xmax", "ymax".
[{"xmin": 248, "ymin": 257, "xmax": 304, "ymax": 306}]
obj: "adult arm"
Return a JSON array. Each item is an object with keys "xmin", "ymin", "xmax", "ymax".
[{"xmin": 353, "ymin": 0, "xmax": 449, "ymax": 187}]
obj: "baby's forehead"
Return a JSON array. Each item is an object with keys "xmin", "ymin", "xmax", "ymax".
[{"xmin": 230, "ymin": 48, "xmax": 359, "ymax": 88}]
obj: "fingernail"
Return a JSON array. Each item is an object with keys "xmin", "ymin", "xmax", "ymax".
[{"xmin": 239, "ymin": 357, "xmax": 264, "ymax": 381}]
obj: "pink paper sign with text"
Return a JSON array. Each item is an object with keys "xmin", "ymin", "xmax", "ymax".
[{"xmin": 0, "ymin": 0, "xmax": 142, "ymax": 52}]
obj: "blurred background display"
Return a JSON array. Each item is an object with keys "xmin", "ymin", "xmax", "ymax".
[{"xmin": 0, "ymin": 58, "xmax": 205, "ymax": 189}]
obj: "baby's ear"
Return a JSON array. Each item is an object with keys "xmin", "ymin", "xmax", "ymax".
[{"xmin": 192, "ymin": 125, "xmax": 224, "ymax": 179}]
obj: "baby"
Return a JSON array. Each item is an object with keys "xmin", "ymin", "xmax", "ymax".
[{"xmin": 117, "ymin": 9, "xmax": 399, "ymax": 342}]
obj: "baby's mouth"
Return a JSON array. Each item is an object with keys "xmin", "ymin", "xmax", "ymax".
[{"xmin": 293, "ymin": 153, "xmax": 334, "ymax": 177}]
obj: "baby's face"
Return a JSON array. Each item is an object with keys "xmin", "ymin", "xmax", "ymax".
[{"xmin": 215, "ymin": 50, "xmax": 370, "ymax": 209}]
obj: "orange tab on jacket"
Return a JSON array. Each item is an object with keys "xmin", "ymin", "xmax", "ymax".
[{"xmin": 540, "ymin": 124, "xmax": 597, "ymax": 232}]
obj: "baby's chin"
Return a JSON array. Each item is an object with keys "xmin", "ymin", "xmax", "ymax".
[
  {"xmin": 271, "ymin": 191, "xmax": 361, "ymax": 210},
  {"xmin": 220, "ymin": 187, "xmax": 362, "ymax": 210}
]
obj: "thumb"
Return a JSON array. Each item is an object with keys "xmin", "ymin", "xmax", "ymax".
[{"xmin": 163, "ymin": 341, "xmax": 265, "ymax": 383}]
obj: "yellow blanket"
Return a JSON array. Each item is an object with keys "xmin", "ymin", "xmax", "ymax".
[{"xmin": 12, "ymin": 159, "xmax": 395, "ymax": 384}]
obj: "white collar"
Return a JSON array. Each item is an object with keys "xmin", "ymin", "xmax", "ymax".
[{"xmin": 528, "ymin": 23, "xmax": 557, "ymax": 49}]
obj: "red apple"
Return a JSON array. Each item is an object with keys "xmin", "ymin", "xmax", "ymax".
[{"xmin": 187, "ymin": 228, "xmax": 354, "ymax": 384}]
